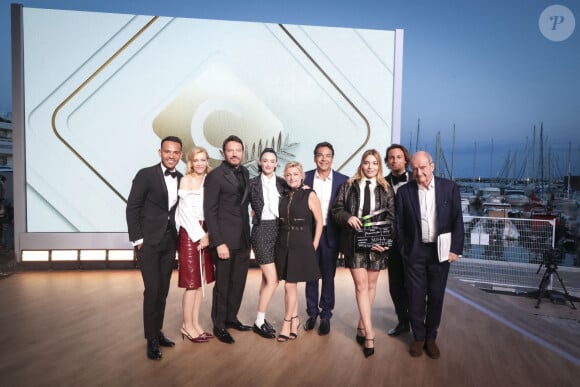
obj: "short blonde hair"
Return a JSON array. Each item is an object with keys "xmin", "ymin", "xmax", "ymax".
[
  {"xmin": 186, "ymin": 147, "xmax": 212, "ymax": 175},
  {"xmin": 283, "ymin": 161, "xmax": 304, "ymax": 179}
]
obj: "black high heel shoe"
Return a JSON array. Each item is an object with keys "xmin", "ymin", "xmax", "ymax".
[
  {"xmin": 277, "ymin": 318, "xmax": 292, "ymax": 342},
  {"xmin": 356, "ymin": 327, "xmax": 365, "ymax": 345},
  {"xmin": 363, "ymin": 338, "xmax": 375, "ymax": 358},
  {"xmin": 289, "ymin": 316, "xmax": 300, "ymax": 339}
]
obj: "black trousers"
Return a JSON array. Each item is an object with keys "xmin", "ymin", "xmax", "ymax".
[
  {"xmin": 136, "ymin": 229, "xmax": 177, "ymax": 340},
  {"xmin": 404, "ymin": 243, "xmax": 450, "ymax": 341},
  {"xmin": 210, "ymin": 247, "xmax": 250, "ymax": 329},
  {"xmin": 387, "ymin": 247, "xmax": 409, "ymax": 325}
]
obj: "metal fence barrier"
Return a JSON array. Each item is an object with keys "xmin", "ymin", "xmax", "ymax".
[{"xmin": 450, "ymin": 215, "xmax": 580, "ymax": 296}]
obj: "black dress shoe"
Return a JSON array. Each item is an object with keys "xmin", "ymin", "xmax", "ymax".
[
  {"xmin": 158, "ymin": 333, "xmax": 175, "ymax": 347},
  {"xmin": 253, "ymin": 323, "xmax": 276, "ymax": 339},
  {"xmin": 304, "ymin": 316, "xmax": 317, "ymax": 331},
  {"xmin": 264, "ymin": 319, "xmax": 276, "ymax": 333},
  {"xmin": 147, "ymin": 339, "xmax": 162, "ymax": 360},
  {"xmin": 226, "ymin": 320, "xmax": 252, "ymax": 331},
  {"xmin": 318, "ymin": 318, "xmax": 330, "ymax": 336},
  {"xmin": 387, "ymin": 322, "xmax": 410, "ymax": 337},
  {"xmin": 213, "ymin": 327, "xmax": 235, "ymax": 344}
]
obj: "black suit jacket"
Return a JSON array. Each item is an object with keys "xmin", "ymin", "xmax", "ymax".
[
  {"xmin": 203, "ymin": 162, "xmax": 250, "ymax": 249},
  {"xmin": 126, "ymin": 163, "xmax": 183, "ymax": 246},
  {"xmin": 395, "ymin": 176, "xmax": 464, "ymax": 261}
]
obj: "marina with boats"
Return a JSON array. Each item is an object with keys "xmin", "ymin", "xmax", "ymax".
[{"xmin": 408, "ymin": 121, "xmax": 580, "ymax": 297}]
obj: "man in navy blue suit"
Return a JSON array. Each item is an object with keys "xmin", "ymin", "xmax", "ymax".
[
  {"xmin": 395, "ymin": 151, "xmax": 464, "ymax": 359},
  {"xmin": 303, "ymin": 142, "xmax": 348, "ymax": 335}
]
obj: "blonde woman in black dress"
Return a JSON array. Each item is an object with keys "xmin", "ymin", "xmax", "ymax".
[
  {"xmin": 249, "ymin": 148, "xmax": 286, "ymax": 339},
  {"xmin": 332, "ymin": 149, "xmax": 395, "ymax": 357},
  {"xmin": 275, "ymin": 162, "xmax": 323, "ymax": 342}
]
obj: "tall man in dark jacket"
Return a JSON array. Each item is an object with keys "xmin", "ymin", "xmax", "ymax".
[
  {"xmin": 384, "ymin": 144, "xmax": 412, "ymax": 337},
  {"xmin": 204, "ymin": 135, "xmax": 252, "ymax": 344},
  {"xmin": 395, "ymin": 151, "xmax": 464, "ymax": 359},
  {"xmin": 126, "ymin": 136, "xmax": 183, "ymax": 360}
]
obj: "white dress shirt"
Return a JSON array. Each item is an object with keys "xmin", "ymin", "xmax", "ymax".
[
  {"xmin": 313, "ymin": 170, "xmax": 334, "ymax": 226},
  {"xmin": 418, "ymin": 177, "xmax": 437, "ymax": 243},
  {"xmin": 163, "ymin": 166, "xmax": 179, "ymax": 211}
]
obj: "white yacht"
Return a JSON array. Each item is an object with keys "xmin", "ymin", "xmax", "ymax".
[{"xmin": 504, "ymin": 189, "xmax": 530, "ymax": 207}]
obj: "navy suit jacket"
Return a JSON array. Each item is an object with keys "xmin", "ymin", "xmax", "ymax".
[
  {"xmin": 304, "ymin": 169, "xmax": 348, "ymax": 250},
  {"xmin": 395, "ymin": 176, "xmax": 464, "ymax": 262}
]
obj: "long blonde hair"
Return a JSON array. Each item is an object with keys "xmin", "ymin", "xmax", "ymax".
[
  {"xmin": 186, "ymin": 147, "xmax": 212, "ymax": 176},
  {"xmin": 348, "ymin": 149, "xmax": 390, "ymax": 191}
]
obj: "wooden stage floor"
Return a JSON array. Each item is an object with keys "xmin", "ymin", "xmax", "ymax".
[{"xmin": 0, "ymin": 268, "xmax": 578, "ymax": 387}]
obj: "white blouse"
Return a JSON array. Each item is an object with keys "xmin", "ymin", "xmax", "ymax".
[
  {"xmin": 261, "ymin": 173, "xmax": 280, "ymax": 220},
  {"xmin": 176, "ymin": 185, "xmax": 206, "ymax": 243}
]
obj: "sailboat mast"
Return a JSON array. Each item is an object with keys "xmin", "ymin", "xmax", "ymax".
[
  {"xmin": 436, "ymin": 131, "xmax": 441, "ymax": 177},
  {"xmin": 451, "ymin": 123, "xmax": 456, "ymax": 180},
  {"xmin": 540, "ymin": 123, "xmax": 544, "ymax": 192},
  {"xmin": 473, "ymin": 141, "xmax": 477, "ymax": 181},
  {"xmin": 567, "ymin": 142, "xmax": 571, "ymax": 197},
  {"xmin": 490, "ymin": 138, "xmax": 494, "ymax": 179},
  {"xmin": 415, "ymin": 118, "xmax": 421, "ymax": 152},
  {"xmin": 532, "ymin": 125, "xmax": 536, "ymax": 182}
]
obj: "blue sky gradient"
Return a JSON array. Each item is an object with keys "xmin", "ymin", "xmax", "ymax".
[{"xmin": 1, "ymin": 0, "xmax": 578, "ymax": 178}]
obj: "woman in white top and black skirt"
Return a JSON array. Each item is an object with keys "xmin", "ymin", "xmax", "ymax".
[
  {"xmin": 249, "ymin": 148, "xmax": 286, "ymax": 339},
  {"xmin": 176, "ymin": 147, "xmax": 215, "ymax": 343}
]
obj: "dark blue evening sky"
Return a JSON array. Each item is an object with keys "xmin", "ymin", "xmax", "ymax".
[{"xmin": 1, "ymin": 0, "xmax": 578, "ymax": 177}]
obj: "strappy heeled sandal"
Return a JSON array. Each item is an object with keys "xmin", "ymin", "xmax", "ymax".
[{"xmin": 277, "ymin": 318, "xmax": 292, "ymax": 342}]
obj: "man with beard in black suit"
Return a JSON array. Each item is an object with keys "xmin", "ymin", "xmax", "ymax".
[{"xmin": 126, "ymin": 136, "xmax": 183, "ymax": 360}]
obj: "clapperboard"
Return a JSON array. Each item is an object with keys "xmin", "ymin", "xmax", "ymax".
[{"xmin": 354, "ymin": 208, "xmax": 393, "ymax": 250}]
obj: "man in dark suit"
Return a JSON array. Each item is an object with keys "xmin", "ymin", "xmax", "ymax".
[
  {"xmin": 126, "ymin": 136, "xmax": 183, "ymax": 360},
  {"xmin": 303, "ymin": 142, "xmax": 348, "ymax": 335},
  {"xmin": 384, "ymin": 144, "xmax": 412, "ymax": 337},
  {"xmin": 395, "ymin": 151, "xmax": 464, "ymax": 359},
  {"xmin": 204, "ymin": 135, "xmax": 252, "ymax": 344}
]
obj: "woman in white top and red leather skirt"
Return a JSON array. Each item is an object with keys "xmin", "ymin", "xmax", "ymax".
[{"xmin": 176, "ymin": 147, "xmax": 215, "ymax": 343}]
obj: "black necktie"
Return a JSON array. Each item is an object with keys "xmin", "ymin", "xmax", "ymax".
[
  {"xmin": 164, "ymin": 169, "xmax": 177, "ymax": 178},
  {"xmin": 362, "ymin": 180, "xmax": 371, "ymax": 216},
  {"xmin": 391, "ymin": 173, "xmax": 407, "ymax": 185},
  {"xmin": 234, "ymin": 168, "xmax": 245, "ymax": 193}
]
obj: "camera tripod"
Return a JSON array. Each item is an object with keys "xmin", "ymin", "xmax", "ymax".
[{"xmin": 535, "ymin": 260, "xmax": 576, "ymax": 309}]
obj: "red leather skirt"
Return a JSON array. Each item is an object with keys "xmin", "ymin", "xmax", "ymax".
[{"xmin": 178, "ymin": 225, "xmax": 215, "ymax": 288}]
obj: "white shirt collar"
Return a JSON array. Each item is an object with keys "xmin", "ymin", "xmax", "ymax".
[
  {"xmin": 314, "ymin": 170, "xmax": 333, "ymax": 181},
  {"xmin": 261, "ymin": 173, "xmax": 276, "ymax": 184},
  {"xmin": 419, "ymin": 177, "xmax": 435, "ymax": 191}
]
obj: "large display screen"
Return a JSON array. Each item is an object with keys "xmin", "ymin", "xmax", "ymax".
[{"xmin": 21, "ymin": 7, "xmax": 400, "ymax": 232}]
